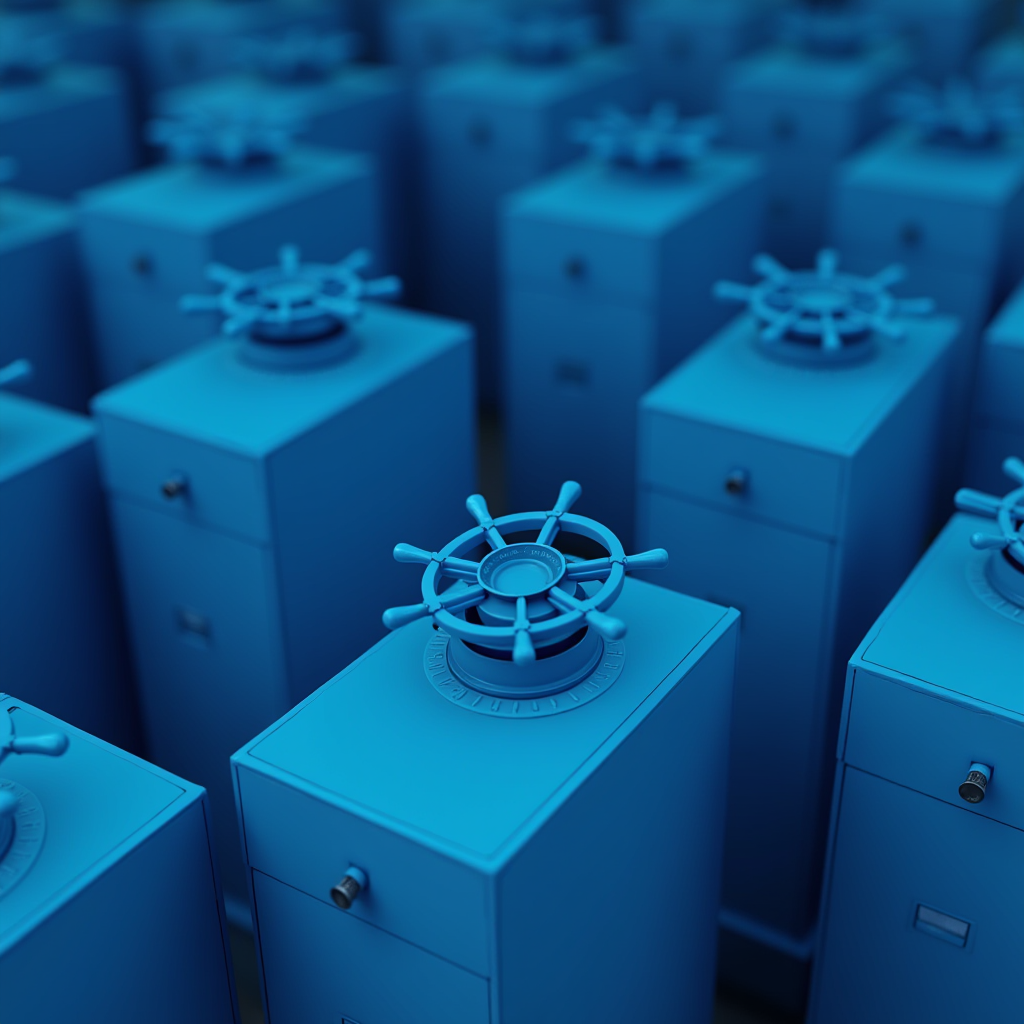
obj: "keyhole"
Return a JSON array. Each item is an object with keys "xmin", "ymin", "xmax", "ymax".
[{"xmin": 900, "ymin": 221, "xmax": 923, "ymax": 248}]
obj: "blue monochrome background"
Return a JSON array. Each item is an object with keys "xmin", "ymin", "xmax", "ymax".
[{"xmin": 0, "ymin": 1, "xmax": 1021, "ymax": 1023}]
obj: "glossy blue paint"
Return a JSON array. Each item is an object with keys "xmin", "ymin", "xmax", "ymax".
[
  {"xmin": 0, "ymin": 693, "xmax": 238, "ymax": 1023},
  {"xmin": 0, "ymin": 55, "xmax": 134, "ymax": 201},
  {"xmin": 0, "ymin": 187, "xmax": 95, "ymax": 412},
  {"xmin": 967, "ymin": 279, "xmax": 1024, "ymax": 492},
  {"xmin": 134, "ymin": 0, "xmax": 344, "ymax": 95},
  {"xmin": 625, "ymin": 0, "xmax": 777, "ymax": 114},
  {"xmin": 722, "ymin": 31, "xmax": 912, "ymax": 266},
  {"xmin": 829, "ymin": 104, "xmax": 1024, "ymax": 499},
  {"xmin": 502, "ymin": 116, "xmax": 765, "ymax": 543},
  {"xmin": 418, "ymin": 42, "xmax": 640, "ymax": 404},
  {"xmin": 868, "ymin": 0, "xmax": 1003, "ymax": 81},
  {"xmin": 809, "ymin": 465, "xmax": 1024, "ymax": 1023},
  {"xmin": 91, "ymin": 283, "xmax": 476, "ymax": 913},
  {"xmin": 77, "ymin": 145, "xmax": 383, "ymax": 387},
  {"xmin": 637, "ymin": 262, "xmax": 956, "ymax": 1013},
  {"xmin": 0, "ymin": 392, "xmax": 140, "ymax": 753},
  {"xmin": 153, "ymin": 43, "xmax": 413, "ymax": 286},
  {"xmin": 233, "ymin": 486, "xmax": 738, "ymax": 1024}
]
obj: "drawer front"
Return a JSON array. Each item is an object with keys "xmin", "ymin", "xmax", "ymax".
[
  {"xmin": 95, "ymin": 414, "xmax": 271, "ymax": 544},
  {"xmin": 253, "ymin": 871, "xmax": 490, "ymax": 1024},
  {"xmin": 831, "ymin": 176, "xmax": 1006, "ymax": 272},
  {"xmin": 844, "ymin": 668, "xmax": 1024, "ymax": 830},
  {"xmin": 77, "ymin": 207, "xmax": 209, "ymax": 295},
  {"xmin": 236, "ymin": 766, "xmax": 491, "ymax": 978},
  {"xmin": 639, "ymin": 411, "xmax": 845, "ymax": 539},
  {"xmin": 503, "ymin": 210, "xmax": 658, "ymax": 305},
  {"xmin": 110, "ymin": 500, "xmax": 287, "ymax": 899},
  {"xmin": 812, "ymin": 767, "xmax": 1024, "ymax": 1024}
]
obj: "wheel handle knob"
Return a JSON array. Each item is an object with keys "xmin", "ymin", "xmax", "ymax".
[
  {"xmin": 958, "ymin": 763, "xmax": 991, "ymax": 804},
  {"xmin": 330, "ymin": 866, "xmax": 368, "ymax": 910}
]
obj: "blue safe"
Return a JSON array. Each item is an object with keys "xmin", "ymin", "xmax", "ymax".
[
  {"xmin": 0, "ymin": 695, "xmax": 238, "ymax": 1023},
  {"xmin": 624, "ymin": 0, "xmax": 777, "ymax": 115},
  {"xmin": 808, "ymin": 461, "xmax": 1024, "ymax": 1024},
  {"xmin": 153, "ymin": 30, "xmax": 412, "ymax": 287},
  {"xmin": 231, "ymin": 482, "xmax": 739, "ymax": 1024},
  {"xmin": 134, "ymin": 0, "xmax": 343, "ymax": 95},
  {"xmin": 418, "ymin": 23, "xmax": 640, "ymax": 404},
  {"xmin": 867, "ymin": 0, "xmax": 1003, "ymax": 81},
  {"xmin": 0, "ymin": 384, "xmax": 140, "ymax": 755},
  {"xmin": 0, "ymin": 42, "xmax": 135, "ymax": 201},
  {"xmin": 0, "ymin": 185, "xmax": 95, "ymax": 413},
  {"xmin": 636, "ymin": 251, "xmax": 956, "ymax": 1012},
  {"xmin": 967, "ymin": 278, "xmax": 1024, "ymax": 494},
  {"xmin": 77, "ymin": 123, "xmax": 382, "ymax": 388},
  {"xmin": 829, "ymin": 82, "xmax": 1024, "ymax": 499},
  {"xmin": 721, "ymin": 11, "xmax": 912, "ymax": 267},
  {"xmin": 91, "ymin": 248, "xmax": 476, "ymax": 915},
  {"xmin": 384, "ymin": 0, "xmax": 497, "ymax": 78},
  {"xmin": 502, "ymin": 106, "xmax": 766, "ymax": 544}
]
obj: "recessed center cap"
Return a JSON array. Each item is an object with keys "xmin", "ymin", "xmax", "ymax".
[
  {"xmin": 261, "ymin": 277, "xmax": 319, "ymax": 306},
  {"xmin": 477, "ymin": 543, "xmax": 567, "ymax": 600}
]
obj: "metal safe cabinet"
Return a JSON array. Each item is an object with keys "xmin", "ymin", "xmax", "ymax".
[
  {"xmin": 867, "ymin": 0, "xmax": 1003, "ymax": 81},
  {"xmin": 722, "ymin": 9, "xmax": 912, "ymax": 266},
  {"xmin": 134, "ymin": 0, "xmax": 343, "ymax": 94},
  {"xmin": 154, "ymin": 30, "xmax": 413, "ymax": 285},
  {"xmin": 967, "ymin": 279, "xmax": 1024, "ymax": 494},
  {"xmin": 502, "ymin": 106, "xmax": 765, "ymax": 544},
  {"xmin": 91, "ymin": 250, "xmax": 476, "ymax": 914},
  {"xmin": 0, "ymin": 383, "xmax": 139, "ymax": 754},
  {"xmin": 0, "ymin": 695, "xmax": 238, "ymax": 1024},
  {"xmin": 233, "ymin": 484, "xmax": 739, "ymax": 1024},
  {"xmin": 78, "ymin": 121, "xmax": 382, "ymax": 388},
  {"xmin": 418, "ymin": 16, "xmax": 639, "ymax": 403},
  {"xmin": 0, "ymin": 185, "xmax": 95, "ymax": 413},
  {"xmin": 809, "ymin": 461, "xmax": 1024, "ymax": 1024},
  {"xmin": 625, "ymin": 0, "xmax": 777, "ymax": 114},
  {"xmin": 636, "ymin": 251, "xmax": 956, "ymax": 1012},
  {"xmin": 0, "ymin": 43, "xmax": 134, "ymax": 201},
  {"xmin": 829, "ymin": 82, "xmax": 1024, "ymax": 494}
]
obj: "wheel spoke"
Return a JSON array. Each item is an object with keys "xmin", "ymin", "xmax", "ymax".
[
  {"xmin": 512, "ymin": 597, "xmax": 535, "ymax": 665},
  {"xmin": 466, "ymin": 493, "xmax": 506, "ymax": 549},
  {"xmin": 536, "ymin": 480, "xmax": 582, "ymax": 545}
]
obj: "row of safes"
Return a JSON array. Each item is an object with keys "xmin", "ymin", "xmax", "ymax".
[
  {"xmin": 5, "ymin": 0, "xmax": 1024, "ymax": 408},
  {"xmin": 4, "ymin": 11, "xmax": 1024, "ymax": 493},
  {"xmin": 1, "ymin": 246, "xmax": 1022, "ymax": 1023}
]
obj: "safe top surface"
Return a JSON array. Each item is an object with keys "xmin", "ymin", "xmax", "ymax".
[
  {"xmin": 0, "ymin": 699, "xmax": 187, "ymax": 947},
  {"xmin": 0, "ymin": 189, "xmax": 72, "ymax": 255},
  {"xmin": 861, "ymin": 514, "xmax": 1024, "ymax": 716},
  {"xmin": 76, "ymin": 147, "xmax": 371, "ymax": 235},
  {"xmin": 91, "ymin": 304, "xmax": 468, "ymax": 456},
  {"xmin": 840, "ymin": 123, "xmax": 1024, "ymax": 206},
  {"xmin": 242, "ymin": 579, "xmax": 731, "ymax": 862},
  {"xmin": 0, "ymin": 394, "xmax": 93, "ymax": 485},
  {"xmin": 424, "ymin": 49, "xmax": 634, "ymax": 109},
  {"xmin": 503, "ymin": 150, "xmax": 764, "ymax": 237},
  {"xmin": 641, "ymin": 310, "xmax": 956, "ymax": 456}
]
